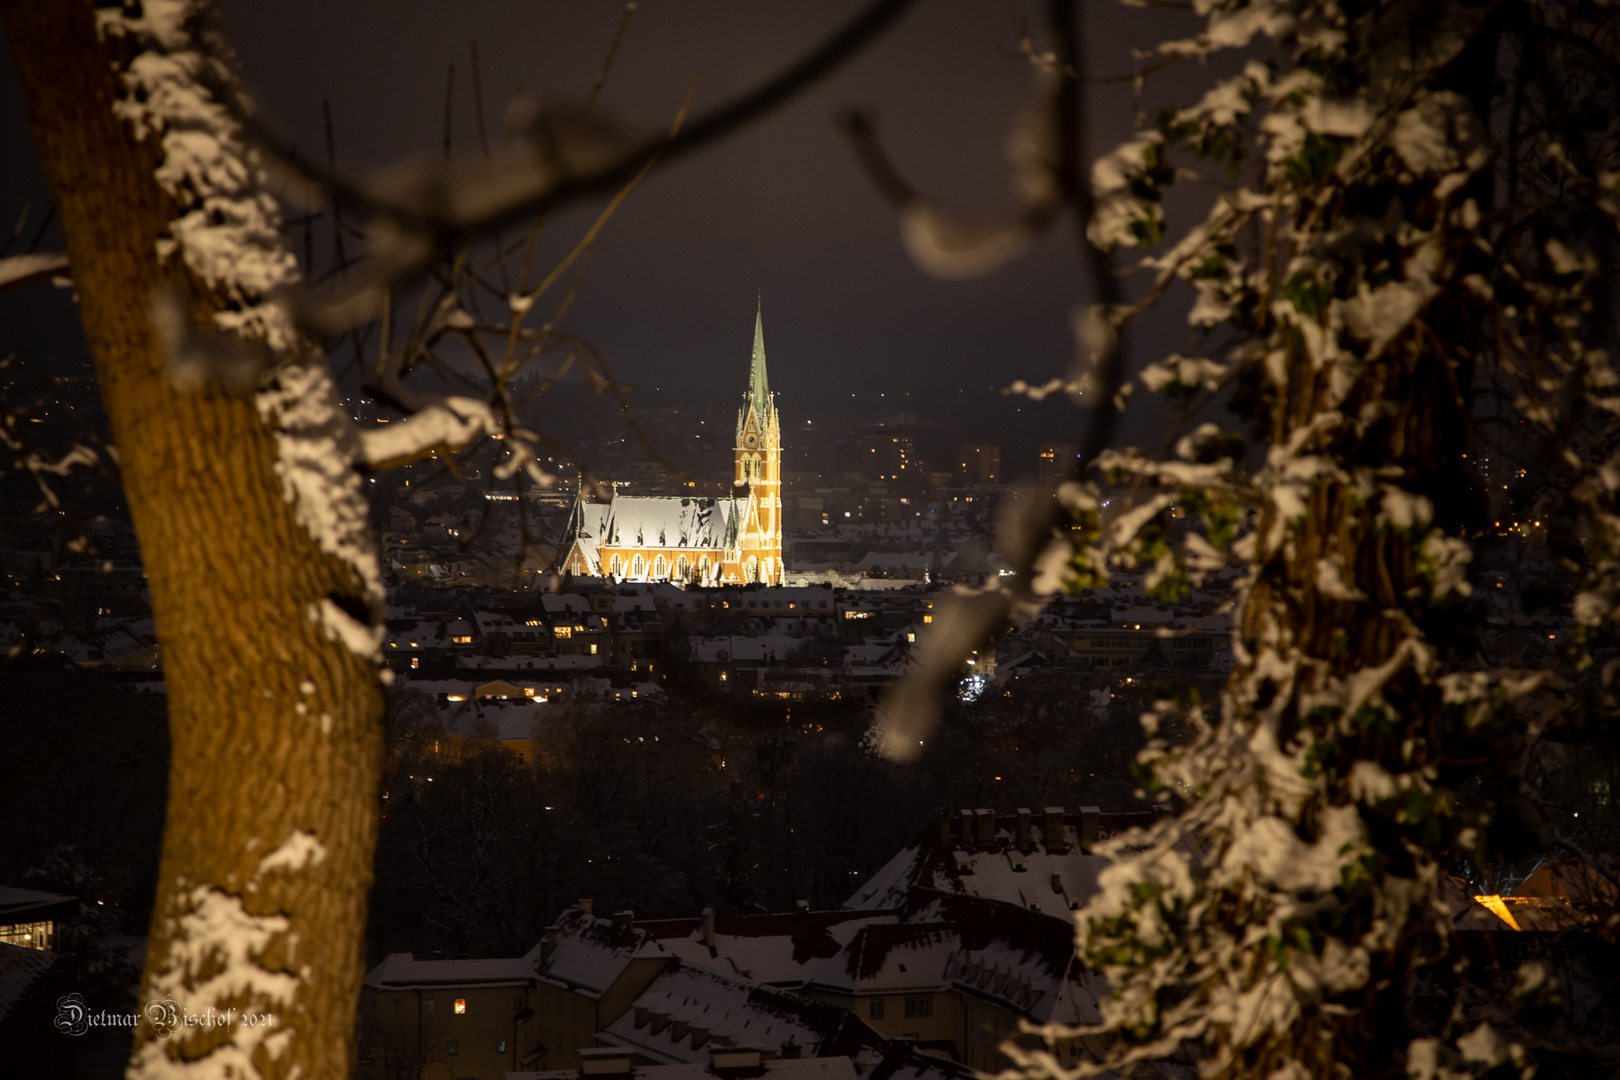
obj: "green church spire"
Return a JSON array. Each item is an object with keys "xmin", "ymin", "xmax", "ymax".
[{"xmin": 748, "ymin": 299, "xmax": 770, "ymax": 408}]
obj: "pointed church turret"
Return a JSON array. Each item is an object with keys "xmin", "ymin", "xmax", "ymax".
[{"xmin": 748, "ymin": 302, "xmax": 770, "ymax": 408}]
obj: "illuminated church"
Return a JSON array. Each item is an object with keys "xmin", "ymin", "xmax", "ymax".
[{"xmin": 560, "ymin": 305, "xmax": 784, "ymax": 586}]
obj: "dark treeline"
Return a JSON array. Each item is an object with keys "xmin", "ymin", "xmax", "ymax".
[
  {"xmin": 362, "ymin": 672, "xmax": 1171, "ymax": 962},
  {"xmin": 3, "ymin": 661, "xmax": 1615, "ymax": 974}
]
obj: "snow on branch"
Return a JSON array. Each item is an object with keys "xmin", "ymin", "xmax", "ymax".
[
  {"xmin": 357, "ymin": 395, "xmax": 500, "ymax": 470},
  {"xmin": 0, "ymin": 251, "xmax": 68, "ymax": 294}
]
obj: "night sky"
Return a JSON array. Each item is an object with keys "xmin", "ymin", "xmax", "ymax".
[{"xmin": 2, "ymin": 1, "xmax": 1202, "ymax": 451}]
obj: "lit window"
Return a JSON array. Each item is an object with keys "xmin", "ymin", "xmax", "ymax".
[
  {"xmin": 590, "ymin": 644, "xmax": 598, "ymax": 654},
  {"xmin": 554, "ymin": 626, "xmax": 572, "ymax": 638},
  {"xmin": 454, "ymin": 998, "xmax": 466, "ymax": 1014},
  {"xmin": 410, "ymin": 658, "xmax": 419, "ymax": 670},
  {"xmin": 923, "ymin": 615, "xmax": 932, "ymax": 624}
]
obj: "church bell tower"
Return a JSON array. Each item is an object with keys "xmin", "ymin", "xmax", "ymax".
[{"xmin": 734, "ymin": 301, "xmax": 783, "ymax": 585}]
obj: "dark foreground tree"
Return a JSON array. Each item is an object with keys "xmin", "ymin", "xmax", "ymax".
[
  {"xmin": 5, "ymin": 3, "xmax": 388, "ymax": 1076},
  {"xmin": 858, "ymin": 1, "xmax": 1620, "ymax": 1077}
]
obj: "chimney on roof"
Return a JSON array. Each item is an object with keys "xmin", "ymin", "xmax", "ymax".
[
  {"xmin": 614, "ymin": 909, "xmax": 634, "ymax": 928},
  {"xmin": 1044, "ymin": 807, "xmax": 1067, "ymax": 853},
  {"xmin": 702, "ymin": 907, "xmax": 716, "ymax": 950},
  {"xmin": 578, "ymin": 898, "xmax": 594, "ymax": 915},
  {"xmin": 1079, "ymin": 806, "xmax": 1101, "ymax": 852},
  {"xmin": 1016, "ymin": 808, "xmax": 1033, "ymax": 854},
  {"xmin": 974, "ymin": 808, "xmax": 995, "ymax": 848},
  {"xmin": 959, "ymin": 808, "xmax": 975, "ymax": 849}
]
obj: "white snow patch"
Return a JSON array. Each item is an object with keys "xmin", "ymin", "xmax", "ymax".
[
  {"xmin": 898, "ymin": 203, "xmax": 1037, "ymax": 280},
  {"xmin": 309, "ymin": 597, "xmax": 383, "ymax": 659},
  {"xmin": 98, "ymin": 1, "xmax": 299, "ymax": 352},
  {"xmin": 256, "ymin": 831, "xmax": 326, "ymax": 877},
  {"xmin": 259, "ymin": 361, "xmax": 381, "ymax": 611},
  {"xmin": 130, "ymin": 885, "xmax": 300, "ymax": 1080},
  {"xmin": 358, "ymin": 395, "xmax": 500, "ymax": 467},
  {"xmin": 0, "ymin": 251, "xmax": 69, "ymax": 291},
  {"xmin": 1391, "ymin": 92, "xmax": 1481, "ymax": 177}
]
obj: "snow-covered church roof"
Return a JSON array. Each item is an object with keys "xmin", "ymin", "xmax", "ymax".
[{"xmin": 599, "ymin": 495, "xmax": 740, "ymax": 550}]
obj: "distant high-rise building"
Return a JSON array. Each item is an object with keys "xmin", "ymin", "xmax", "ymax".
[
  {"xmin": 1037, "ymin": 442, "xmax": 1078, "ymax": 481},
  {"xmin": 859, "ymin": 433, "xmax": 917, "ymax": 483},
  {"xmin": 958, "ymin": 444, "xmax": 1001, "ymax": 484}
]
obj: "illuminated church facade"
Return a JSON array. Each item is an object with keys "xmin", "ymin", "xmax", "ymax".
[{"xmin": 560, "ymin": 306, "xmax": 784, "ymax": 586}]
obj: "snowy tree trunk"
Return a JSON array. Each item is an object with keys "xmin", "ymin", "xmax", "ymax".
[{"xmin": 6, "ymin": 2, "xmax": 385, "ymax": 1077}]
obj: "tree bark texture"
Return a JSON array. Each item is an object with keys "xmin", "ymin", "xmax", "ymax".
[{"xmin": 4, "ymin": 2, "xmax": 385, "ymax": 1077}]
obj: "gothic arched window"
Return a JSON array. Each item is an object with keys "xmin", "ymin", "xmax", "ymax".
[
  {"xmin": 653, "ymin": 555, "xmax": 667, "ymax": 579},
  {"xmin": 632, "ymin": 554, "xmax": 646, "ymax": 578},
  {"xmin": 745, "ymin": 556, "xmax": 759, "ymax": 583},
  {"xmin": 676, "ymin": 555, "xmax": 690, "ymax": 581},
  {"xmin": 698, "ymin": 556, "xmax": 711, "ymax": 583},
  {"xmin": 610, "ymin": 554, "xmax": 623, "ymax": 578}
]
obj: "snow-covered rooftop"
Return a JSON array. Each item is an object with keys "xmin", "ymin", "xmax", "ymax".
[{"xmin": 364, "ymin": 950, "xmax": 535, "ymax": 989}]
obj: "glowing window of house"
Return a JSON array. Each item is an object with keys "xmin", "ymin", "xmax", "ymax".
[
  {"xmin": 554, "ymin": 626, "xmax": 571, "ymax": 638},
  {"xmin": 590, "ymin": 644, "xmax": 598, "ymax": 654},
  {"xmin": 923, "ymin": 615, "xmax": 933, "ymax": 624},
  {"xmin": 410, "ymin": 658, "xmax": 419, "ymax": 669},
  {"xmin": 454, "ymin": 998, "xmax": 466, "ymax": 1014},
  {"xmin": 0, "ymin": 920, "xmax": 52, "ymax": 949}
]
